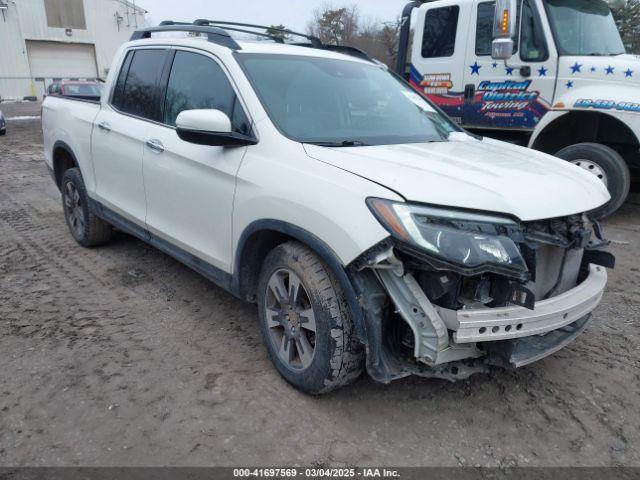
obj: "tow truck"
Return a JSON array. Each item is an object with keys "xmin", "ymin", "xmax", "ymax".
[{"xmin": 397, "ymin": 0, "xmax": 637, "ymax": 218}]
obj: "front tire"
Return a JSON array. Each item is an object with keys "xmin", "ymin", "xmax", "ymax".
[
  {"xmin": 257, "ymin": 242, "xmax": 364, "ymax": 394},
  {"xmin": 61, "ymin": 168, "xmax": 114, "ymax": 247},
  {"xmin": 555, "ymin": 143, "xmax": 630, "ymax": 219}
]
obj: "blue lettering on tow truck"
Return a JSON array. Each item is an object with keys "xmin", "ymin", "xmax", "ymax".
[{"xmin": 575, "ymin": 99, "xmax": 640, "ymax": 113}]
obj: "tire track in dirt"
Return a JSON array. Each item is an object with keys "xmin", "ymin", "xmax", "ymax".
[{"xmin": 0, "ymin": 157, "xmax": 371, "ymax": 465}]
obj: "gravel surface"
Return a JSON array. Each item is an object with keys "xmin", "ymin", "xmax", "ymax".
[{"xmin": 0, "ymin": 102, "xmax": 639, "ymax": 467}]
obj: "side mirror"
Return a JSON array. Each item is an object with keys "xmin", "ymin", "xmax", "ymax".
[
  {"xmin": 491, "ymin": 0, "xmax": 517, "ymax": 60},
  {"xmin": 175, "ymin": 109, "xmax": 257, "ymax": 147}
]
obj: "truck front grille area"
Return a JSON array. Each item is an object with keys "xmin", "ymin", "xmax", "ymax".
[{"xmin": 405, "ymin": 214, "xmax": 600, "ymax": 312}]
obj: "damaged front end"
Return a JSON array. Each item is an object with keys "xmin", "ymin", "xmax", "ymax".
[{"xmin": 348, "ymin": 200, "xmax": 614, "ymax": 383}]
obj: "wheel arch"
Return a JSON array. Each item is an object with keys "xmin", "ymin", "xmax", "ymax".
[
  {"xmin": 52, "ymin": 141, "xmax": 80, "ymax": 190},
  {"xmin": 530, "ymin": 110, "xmax": 640, "ymax": 168},
  {"xmin": 232, "ymin": 219, "xmax": 367, "ymax": 343}
]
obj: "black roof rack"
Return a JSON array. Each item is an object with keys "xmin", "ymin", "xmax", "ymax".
[
  {"xmin": 195, "ymin": 20, "xmax": 324, "ymax": 48},
  {"xmin": 130, "ymin": 21, "xmax": 241, "ymax": 49},
  {"xmin": 129, "ymin": 20, "xmax": 376, "ymax": 63},
  {"xmin": 323, "ymin": 45, "xmax": 374, "ymax": 62}
]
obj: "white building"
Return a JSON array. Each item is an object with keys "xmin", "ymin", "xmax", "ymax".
[{"xmin": 0, "ymin": 0, "xmax": 146, "ymax": 100}]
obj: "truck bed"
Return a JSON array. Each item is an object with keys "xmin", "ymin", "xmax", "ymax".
[{"xmin": 42, "ymin": 95, "xmax": 102, "ymax": 192}]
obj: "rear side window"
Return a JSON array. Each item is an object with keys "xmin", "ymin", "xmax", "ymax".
[
  {"xmin": 475, "ymin": 2, "xmax": 495, "ymax": 56},
  {"xmin": 163, "ymin": 51, "xmax": 251, "ymax": 135},
  {"xmin": 111, "ymin": 51, "xmax": 133, "ymax": 108},
  {"xmin": 422, "ymin": 6, "xmax": 459, "ymax": 58},
  {"xmin": 113, "ymin": 49, "xmax": 167, "ymax": 120}
]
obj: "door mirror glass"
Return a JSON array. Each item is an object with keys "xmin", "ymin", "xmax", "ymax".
[
  {"xmin": 176, "ymin": 109, "xmax": 257, "ymax": 147},
  {"xmin": 492, "ymin": 0, "xmax": 517, "ymax": 59}
]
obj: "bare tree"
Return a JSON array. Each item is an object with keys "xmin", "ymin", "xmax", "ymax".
[
  {"xmin": 378, "ymin": 18, "xmax": 403, "ymax": 67},
  {"xmin": 306, "ymin": 5, "xmax": 403, "ymax": 68},
  {"xmin": 350, "ymin": 18, "xmax": 380, "ymax": 57},
  {"xmin": 307, "ymin": 5, "xmax": 360, "ymax": 45}
]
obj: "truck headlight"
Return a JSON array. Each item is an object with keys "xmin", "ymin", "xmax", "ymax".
[{"xmin": 367, "ymin": 198, "xmax": 528, "ymax": 275}]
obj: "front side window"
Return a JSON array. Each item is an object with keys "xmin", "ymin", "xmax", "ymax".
[
  {"xmin": 520, "ymin": 0, "xmax": 548, "ymax": 61},
  {"xmin": 545, "ymin": 0, "xmax": 625, "ymax": 56},
  {"xmin": 422, "ymin": 6, "xmax": 460, "ymax": 58},
  {"xmin": 475, "ymin": 2, "xmax": 495, "ymax": 56},
  {"xmin": 163, "ymin": 51, "xmax": 251, "ymax": 135},
  {"xmin": 476, "ymin": 1, "xmax": 521, "ymax": 57},
  {"xmin": 237, "ymin": 54, "xmax": 459, "ymax": 146},
  {"xmin": 114, "ymin": 49, "xmax": 167, "ymax": 120}
]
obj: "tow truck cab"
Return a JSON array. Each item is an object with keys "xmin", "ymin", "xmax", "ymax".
[{"xmin": 398, "ymin": 0, "xmax": 639, "ymax": 218}]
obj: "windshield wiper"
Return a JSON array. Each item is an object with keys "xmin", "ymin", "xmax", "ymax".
[{"xmin": 306, "ymin": 140, "xmax": 370, "ymax": 147}]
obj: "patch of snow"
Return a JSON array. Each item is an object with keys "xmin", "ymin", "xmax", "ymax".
[{"xmin": 7, "ymin": 116, "xmax": 41, "ymax": 121}]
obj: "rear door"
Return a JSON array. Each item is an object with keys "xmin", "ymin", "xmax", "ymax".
[
  {"xmin": 410, "ymin": 0, "xmax": 470, "ymax": 124},
  {"xmin": 142, "ymin": 48, "xmax": 253, "ymax": 273},
  {"xmin": 462, "ymin": 0, "xmax": 557, "ymax": 129},
  {"xmin": 92, "ymin": 48, "xmax": 168, "ymax": 227}
]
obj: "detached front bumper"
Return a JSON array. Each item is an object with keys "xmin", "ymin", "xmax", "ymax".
[{"xmin": 438, "ymin": 264, "xmax": 607, "ymax": 344}]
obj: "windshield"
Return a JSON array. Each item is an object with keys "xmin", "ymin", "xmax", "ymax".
[
  {"xmin": 236, "ymin": 54, "xmax": 458, "ymax": 146},
  {"xmin": 545, "ymin": 0, "xmax": 625, "ymax": 56}
]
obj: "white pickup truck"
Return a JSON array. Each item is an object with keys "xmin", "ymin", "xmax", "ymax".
[{"xmin": 42, "ymin": 21, "xmax": 614, "ymax": 394}]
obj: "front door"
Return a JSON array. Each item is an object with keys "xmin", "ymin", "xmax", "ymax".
[
  {"xmin": 143, "ymin": 49, "xmax": 253, "ymax": 273},
  {"xmin": 462, "ymin": 0, "xmax": 558, "ymax": 130},
  {"xmin": 92, "ymin": 48, "xmax": 168, "ymax": 225}
]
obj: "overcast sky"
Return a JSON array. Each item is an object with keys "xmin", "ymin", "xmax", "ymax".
[{"xmin": 136, "ymin": 0, "xmax": 410, "ymax": 33}]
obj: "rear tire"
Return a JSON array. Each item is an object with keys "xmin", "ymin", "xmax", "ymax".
[
  {"xmin": 555, "ymin": 143, "xmax": 630, "ymax": 219},
  {"xmin": 61, "ymin": 168, "xmax": 114, "ymax": 247},
  {"xmin": 257, "ymin": 242, "xmax": 364, "ymax": 394}
]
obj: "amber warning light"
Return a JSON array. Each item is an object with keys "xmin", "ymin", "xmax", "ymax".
[{"xmin": 501, "ymin": 9, "xmax": 509, "ymax": 34}]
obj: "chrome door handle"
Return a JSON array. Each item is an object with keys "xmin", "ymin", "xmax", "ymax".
[
  {"xmin": 146, "ymin": 139, "xmax": 164, "ymax": 153},
  {"xmin": 97, "ymin": 121, "xmax": 111, "ymax": 132}
]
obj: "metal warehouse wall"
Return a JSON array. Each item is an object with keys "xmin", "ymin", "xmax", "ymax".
[{"xmin": 0, "ymin": 0, "xmax": 145, "ymax": 100}]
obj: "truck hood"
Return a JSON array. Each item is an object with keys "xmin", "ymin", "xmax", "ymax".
[
  {"xmin": 559, "ymin": 54, "xmax": 640, "ymax": 88},
  {"xmin": 303, "ymin": 136, "xmax": 610, "ymax": 221}
]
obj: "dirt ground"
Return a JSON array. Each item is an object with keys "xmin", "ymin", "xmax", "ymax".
[{"xmin": 0, "ymin": 101, "xmax": 639, "ymax": 467}]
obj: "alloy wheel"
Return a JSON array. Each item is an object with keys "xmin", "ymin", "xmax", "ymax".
[
  {"xmin": 64, "ymin": 181, "xmax": 85, "ymax": 238},
  {"xmin": 264, "ymin": 268, "xmax": 317, "ymax": 370}
]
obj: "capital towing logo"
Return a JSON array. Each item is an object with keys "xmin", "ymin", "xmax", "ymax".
[{"xmin": 477, "ymin": 80, "xmax": 539, "ymax": 112}]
